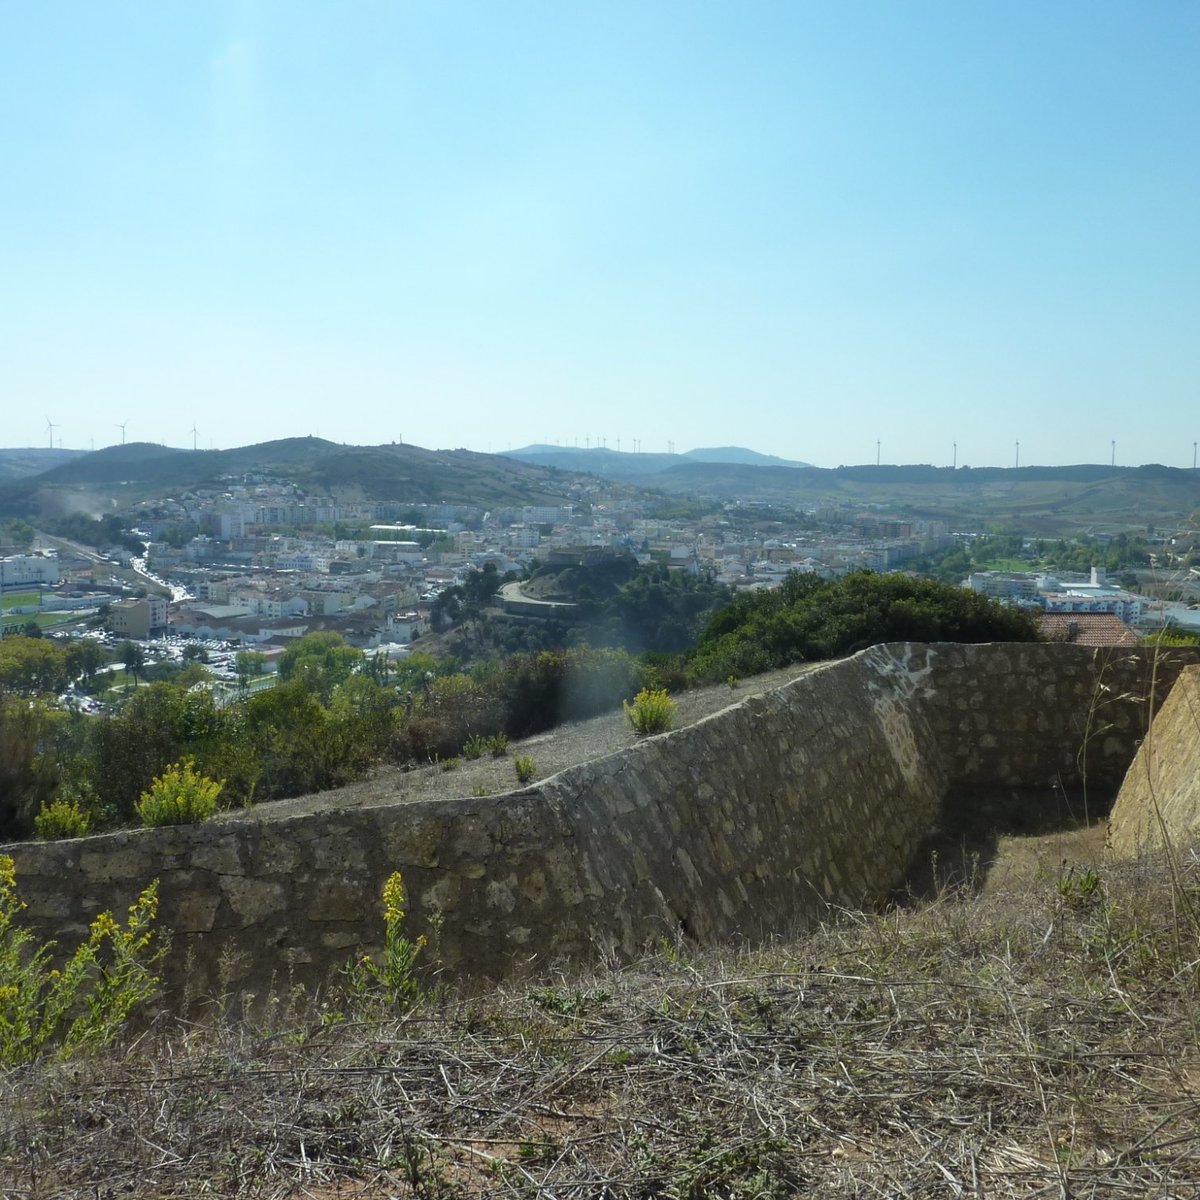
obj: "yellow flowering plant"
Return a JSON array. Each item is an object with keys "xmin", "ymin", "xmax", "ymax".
[
  {"xmin": 0, "ymin": 854, "xmax": 162, "ymax": 1064},
  {"xmin": 345, "ymin": 871, "xmax": 426, "ymax": 1011}
]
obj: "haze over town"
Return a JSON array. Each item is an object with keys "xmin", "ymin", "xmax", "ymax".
[{"xmin": 3, "ymin": 3, "xmax": 1198, "ymax": 467}]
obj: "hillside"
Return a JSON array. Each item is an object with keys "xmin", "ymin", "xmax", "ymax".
[
  {"xmin": 505, "ymin": 443, "xmax": 810, "ymax": 479},
  {"xmin": 2, "ymin": 438, "xmax": 1197, "ymax": 534},
  {"xmin": 0, "ymin": 446, "xmax": 88, "ymax": 482},
  {"xmin": 640, "ymin": 461, "xmax": 1200, "ymax": 532},
  {"xmin": 4, "ymin": 831, "xmax": 1196, "ymax": 1197},
  {"xmin": 0, "ymin": 438, "xmax": 576, "ymax": 520}
]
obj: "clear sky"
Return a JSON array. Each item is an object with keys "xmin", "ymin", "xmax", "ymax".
[{"xmin": 2, "ymin": 2, "xmax": 1197, "ymax": 468}]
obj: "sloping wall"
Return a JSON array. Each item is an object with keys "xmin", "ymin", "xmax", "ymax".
[
  {"xmin": 4, "ymin": 642, "xmax": 1195, "ymax": 1000},
  {"xmin": 1107, "ymin": 665, "xmax": 1200, "ymax": 857}
]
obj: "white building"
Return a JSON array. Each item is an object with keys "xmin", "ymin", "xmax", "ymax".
[{"xmin": 0, "ymin": 551, "xmax": 60, "ymax": 587}]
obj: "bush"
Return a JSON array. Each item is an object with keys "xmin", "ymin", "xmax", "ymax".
[
  {"xmin": 462, "ymin": 733, "xmax": 489, "ymax": 760},
  {"xmin": 488, "ymin": 732, "xmax": 509, "ymax": 757},
  {"xmin": 0, "ymin": 855, "xmax": 161, "ymax": 1064},
  {"xmin": 624, "ymin": 688, "xmax": 677, "ymax": 736},
  {"xmin": 344, "ymin": 872, "xmax": 426, "ymax": 1013},
  {"xmin": 690, "ymin": 569, "xmax": 1043, "ymax": 682},
  {"xmin": 135, "ymin": 760, "xmax": 223, "ymax": 827},
  {"xmin": 33, "ymin": 798, "xmax": 91, "ymax": 840},
  {"xmin": 514, "ymin": 754, "xmax": 537, "ymax": 784}
]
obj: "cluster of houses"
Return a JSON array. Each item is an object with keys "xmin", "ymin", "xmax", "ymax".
[
  {"xmin": 7, "ymin": 469, "xmax": 1196, "ymax": 658},
  {"xmin": 967, "ymin": 565, "xmax": 1200, "ymax": 645}
]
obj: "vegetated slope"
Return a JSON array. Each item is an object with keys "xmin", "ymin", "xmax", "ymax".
[
  {"xmin": 0, "ymin": 438, "xmax": 577, "ymax": 519},
  {"xmin": 640, "ymin": 461, "xmax": 1200, "ymax": 532},
  {"xmin": 0, "ymin": 447, "xmax": 88, "ymax": 482},
  {"xmin": 688, "ymin": 570, "xmax": 1042, "ymax": 681},
  {"xmin": 682, "ymin": 444, "xmax": 810, "ymax": 467},
  {"xmin": 5, "ymin": 836, "xmax": 1197, "ymax": 1197},
  {"xmin": 504, "ymin": 443, "xmax": 810, "ymax": 479}
]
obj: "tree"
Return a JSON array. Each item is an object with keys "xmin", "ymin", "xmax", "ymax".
[
  {"xmin": 690, "ymin": 569, "xmax": 1042, "ymax": 682},
  {"xmin": 235, "ymin": 650, "xmax": 267, "ymax": 690},
  {"xmin": 0, "ymin": 637, "xmax": 69, "ymax": 696},
  {"xmin": 0, "ymin": 519, "xmax": 35, "ymax": 549},
  {"xmin": 64, "ymin": 640, "xmax": 106, "ymax": 689},
  {"xmin": 86, "ymin": 683, "xmax": 229, "ymax": 823},
  {"xmin": 276, "ymin": 632, "xmax": 362, "ymax": 703},
  {"xmin": 176, "ymin": 661, "xmax": 212, "ymax": 688},
  {"xmin": 0, "ymin": 697, "xmax": 65, "ymax": 839},
  {"xmin": 119, "ymin": 641, "xmax": 146, "ymax": 687}
]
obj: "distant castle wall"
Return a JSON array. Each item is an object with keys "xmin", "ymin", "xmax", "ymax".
[{"xmin": 5, "ymin": 643, "xmax": 1195, "ymax": 1002}]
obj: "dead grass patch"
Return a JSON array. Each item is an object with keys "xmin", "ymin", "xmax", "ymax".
[{"xmin": 4, "ymin": 834, "xmax": 1200, "ymax": 1196}]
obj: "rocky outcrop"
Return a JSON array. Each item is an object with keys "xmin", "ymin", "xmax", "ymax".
[{"xmin": 1107, "ymin": 665, "xmax": 1200, "ymax": 857}]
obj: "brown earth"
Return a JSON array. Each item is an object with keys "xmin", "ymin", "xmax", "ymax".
[{"xmin": 220, "ymin": 664, "xmax": 821, "ymax": 824}]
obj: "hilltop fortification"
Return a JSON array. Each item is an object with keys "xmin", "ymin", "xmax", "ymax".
[{"xmin": 4, "ymin": 642, "xmax": 1195, "ymax": 1001}]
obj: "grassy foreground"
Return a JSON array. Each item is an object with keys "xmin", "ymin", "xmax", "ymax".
[{"xmin": 3, "ymin": 841, "xmax": 1199, "ymax": 1198}]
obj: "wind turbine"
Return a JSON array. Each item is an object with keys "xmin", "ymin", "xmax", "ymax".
[
  {"xmin": 115, "ymin": 420, "xmax": 128, "ymax": 445},
  {"xmin": 190, "ymin": 424, "xmax": 199, "ymax": 452},
  {"xmin": 45, "ymin": 416, "xmax": 57, "ymax": 449}
]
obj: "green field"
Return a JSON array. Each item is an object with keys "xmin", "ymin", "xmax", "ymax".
[
  {"xmin": 1, "ymin": 610, "xmax": 81, "ymax": 635},
  {"xmin": 0, "ymin": 589, "xmax": 41, "ymax": 610},
  {"xmin": 973, "ymin": 557, "xmax": 1035, "ymax": 571}
]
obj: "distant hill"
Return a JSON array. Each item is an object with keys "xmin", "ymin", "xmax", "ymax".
[
  {"xmin": 3, "ymin": 437, "xmax": 1196, "ymax": 535},
  {"xmin": 636, "ymin": 461, "xmax": 1200, "ymax": 533},
  {"xmin": 0, "ymin": 447, "xmax": 88, "ymax": 483},
  {"xmin": 682, "ymin": 446, "xmax": 809, "ymax": 468},
  {"xmin": 504, "ymin": 444, "xmax": 809, "ymax": 479},
  {"xmin": 0, "ymin": 438, "xmax": 576, "ymax": 520}
]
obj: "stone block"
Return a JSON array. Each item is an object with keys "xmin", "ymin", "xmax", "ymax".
[
  {"xmin": 169, "ymin": 889, "xmax": 221, "ymax": 933},
  {"xmin": 80, "ymin": 848, "xmax": 151, "ymax": 882},
  {"xmin": 190, "ymin": 840, "xmax": 243, "ymax": 875},
  {"xmin": 220, "ymin": 876, "xmax": 287, "ymax": 925},
  {"xmin": 306, "ymin": 877, "xmax": 369, "ymax": 923}
]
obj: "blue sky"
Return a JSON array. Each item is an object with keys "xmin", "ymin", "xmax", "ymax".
[{"xmin": 2, "ymin": 2, "xmax": 1197, "ymax": 467}]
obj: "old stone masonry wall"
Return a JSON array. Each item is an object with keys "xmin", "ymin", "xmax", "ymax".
[{"xmin": 4, "ymin": 642, "xmax": 1196, "ymax": 1000}]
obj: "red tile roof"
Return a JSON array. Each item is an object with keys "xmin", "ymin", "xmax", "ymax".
[{"xmin": 1038, "ymin": 611, "xmax": 1139, "ymax": 647}]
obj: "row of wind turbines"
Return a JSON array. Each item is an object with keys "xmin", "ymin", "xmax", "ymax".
[{"xmin": 42, "ymin": 419, "xmax": 202, "ymax": 452}]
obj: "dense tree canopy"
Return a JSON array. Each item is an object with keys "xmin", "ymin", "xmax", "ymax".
[
  {"xmin": 690, "ymin": 570, "xmax": 1041, "ymax": 681},
  {"xmin": 277, "ymin": 632, "xmax": 363, "ymax": 702},
  {"xmin": 0, "ymin": 636, "xmax": 69, "ymax": 695}
]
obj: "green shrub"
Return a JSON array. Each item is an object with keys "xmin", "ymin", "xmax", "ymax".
[
  {"xmin": 690, "ymin": 568, "xmax": 1042, "ymax": 682},
  {"xmin": 624, "ymin": 688, "xmax": 677, "ymax": 736},
  {"xmin": 439, "ymin": 756, "xmax": 459, "ymax": 772},
  {"xmin": 514, "ymin": 754, "xmax": 537, "ymax": 784},
  {"xmin": 33, "ymin": 798, "xmax": 91, "ymax": 840},
  {"xmin": 135, "ymin": 759, "xmax": 223, "ymax": 827},
  {"xmin": 462, "ymin": 733, "xmax": 488, "ymax": 760},
  {"xmin": 0, "ymin": 855, "xmax": 161, "ymax": 1064},
  {"xmin": 487, "ymin": 732, "xmax": 509, "ymax": 757}
]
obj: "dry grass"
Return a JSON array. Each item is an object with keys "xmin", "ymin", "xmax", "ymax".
[{"xmin": 3, "ymin": 832, "xmax": 1200, "ymax": 1198}]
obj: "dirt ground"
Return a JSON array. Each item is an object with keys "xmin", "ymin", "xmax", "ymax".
[{"xmin": 220, "ymin": 663, "xmax": 824, "ymax": 824}]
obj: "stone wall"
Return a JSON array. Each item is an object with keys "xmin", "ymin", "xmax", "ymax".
[
  {"xmin": 1107, "ymin": 665, "xmax": 1200, "ymax": 857},
  {"xmin": 4, "ymin": 642, "xmax": 1196, "ymax": 1001}
]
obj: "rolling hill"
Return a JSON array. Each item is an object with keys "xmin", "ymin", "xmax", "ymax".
[
  {"xmin": 0, "ymin": 438, "xmax": 577, "ymax": 520},
  {"xmin": 0, "ymin": 447, "xmax": 89, "ymax": 483},
  {"xmin": 504, "ymin": 443, "xmax": 810, "ymax": 479}
]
